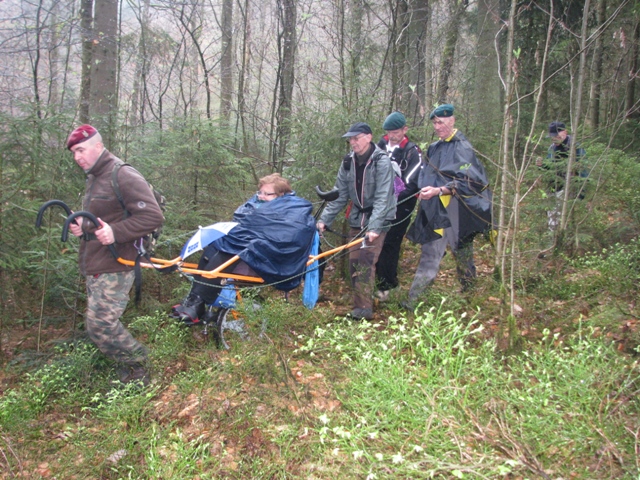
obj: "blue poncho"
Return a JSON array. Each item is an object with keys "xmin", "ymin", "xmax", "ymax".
[{"xmin": 213, "ymin": 193, "xmax": 316, "ymax": 291}]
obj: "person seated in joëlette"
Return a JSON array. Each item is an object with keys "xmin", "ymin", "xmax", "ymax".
[{"xmin": 171, "ymin": 173, "xmax": 316, "ymax": 324}]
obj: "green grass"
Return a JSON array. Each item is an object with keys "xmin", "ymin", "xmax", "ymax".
[{"xmin": 0, "ymin": 296, "xmax": 638, "ymax": 478}]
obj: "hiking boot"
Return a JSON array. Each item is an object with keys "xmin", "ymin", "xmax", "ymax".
[
  {"xmin": 400, "ymin": 300, "xmax": 416, "ymax": 312},
  {"xmin": 170, "ymin": 293, "xmax": 205, "ymax": 325},
  {"xmin": 348, "ymin": 308, "xmax": 373, "ymax": 321},
  {"xmin": 375, "ymin": 290, "xmax": 390, "ymax": 302},
  {"xmin": 117, "ymin": 365, "xmax": 150, "ymax": 387}
]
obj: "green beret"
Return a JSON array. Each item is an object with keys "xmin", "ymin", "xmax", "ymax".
[
  {"xmin": 382, "ymin": 111, "xmax": 406, "ymax": 130},
  {"xmin": 429, "ymin": 104, "xmax": 455, "ymax": 120}
]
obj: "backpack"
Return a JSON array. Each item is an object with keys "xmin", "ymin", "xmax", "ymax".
[{"xmin": 111, "ymin": 162, "xmax": 166, "ymax": 256}]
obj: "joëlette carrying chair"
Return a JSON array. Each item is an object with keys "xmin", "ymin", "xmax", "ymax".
[{"xmin": 37, "ymin": 187, "xmax": 365, "ymax": 349}]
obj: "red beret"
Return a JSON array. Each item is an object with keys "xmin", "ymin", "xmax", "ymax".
[{"xmin": 66, "ymin": 124, "xmax": 98, "ymax": 150}]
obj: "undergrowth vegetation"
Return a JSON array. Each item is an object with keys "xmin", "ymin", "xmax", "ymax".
[{"xmin": 0, "ymin": 297, "xmax": 637, "ymax": 478}]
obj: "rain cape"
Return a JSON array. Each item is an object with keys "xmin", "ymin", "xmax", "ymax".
[
  {"xmin": 213, "ymin": 192, "xmax": 316, "ymax": 291},
  {"xmin": 407, "ymin": 131, "xmax": 492, "ymax": 246}
]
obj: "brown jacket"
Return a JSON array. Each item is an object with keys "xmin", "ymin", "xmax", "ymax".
[{"xmin": 78, "ymin": 149, "xmax": 164, "ymax": 276}]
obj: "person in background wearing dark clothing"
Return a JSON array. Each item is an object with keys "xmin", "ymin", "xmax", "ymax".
[
  {"xmin": 67, "ymin": 125, "xmax": 164, "ymax": 386},
  {"xmin": 404, "ymin": 104, "xmax": 492, "ymax": 309},
  {"xmin": 536, "ymin": 121, "xmax": 587, "ymax": 230},
  {"xmin": 374, "ymin": 111, "xmax": 422, "ymax": 302},
  {"xmin": 317, "ymin": 122, "xmax": 396, "ymax": 321}
]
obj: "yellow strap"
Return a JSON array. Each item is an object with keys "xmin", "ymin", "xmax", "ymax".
[{"xmin": 444, "ymin": 129, "xmax": 458, "ymax": 142}]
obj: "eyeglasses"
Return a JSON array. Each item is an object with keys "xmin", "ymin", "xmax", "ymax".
[
  {"xmin": 256, "ymin": 191, "xmax": 277, "ymax": 197},
  {"xmin": 347, "ymin": 134, "xmax": 366, "ymax": 143}
]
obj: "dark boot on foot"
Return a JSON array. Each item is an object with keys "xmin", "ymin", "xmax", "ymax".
[{"xmin": 170, "ymin": 293, "xmax": 205, "ymax": 325}]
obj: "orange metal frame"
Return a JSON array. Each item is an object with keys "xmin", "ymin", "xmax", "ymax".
[{"xmin": 116, "ymin": 236, "xmax": 365, "ymax": 285}]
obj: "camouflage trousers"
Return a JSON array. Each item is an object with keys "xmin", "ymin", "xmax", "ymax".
[{"xmin": 85, "ymin": 271, "xmax": 148, "ymax": 366}]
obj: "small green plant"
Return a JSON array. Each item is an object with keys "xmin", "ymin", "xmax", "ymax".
[
  {"xmin": 296, "ymin": 299, "xmax": 640, "ymax": 478},
  {"xmin": 0, "ymin": 341, "xmax": 99, "ymax": 429}
]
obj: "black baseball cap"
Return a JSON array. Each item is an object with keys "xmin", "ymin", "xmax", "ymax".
[
  {"xmin": 548, "ymin": 121, "xmax": 566, "ymax": 136},
  {"xmin": 342, "ymin": 122, "xmax": 373, "ymax": 138}
]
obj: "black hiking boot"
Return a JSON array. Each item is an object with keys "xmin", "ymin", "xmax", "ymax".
[{"xmin": 170, "ymin": 293, "xmax": 205, "ymax": 325}]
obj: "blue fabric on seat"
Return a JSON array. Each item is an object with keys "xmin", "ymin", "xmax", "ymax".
[{"xmin": 213, "ymin": 193, "xmax": 316, "ymax": 291}]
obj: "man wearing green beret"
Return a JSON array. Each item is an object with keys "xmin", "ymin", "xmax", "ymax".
[
  {"xmin": 404, "ymin": 104, "xmax": 492, "ymax": 307},
  {"xmin": 374, "ymin": 111, "xmax": 422, "ymax": 302}
]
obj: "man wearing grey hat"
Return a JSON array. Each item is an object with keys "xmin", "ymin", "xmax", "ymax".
[
  {"xmin": 404, "ymin": 104, "xmax": 492, "ymax": 308},
  {"xmin": 317, "ymin": 122, "xmax": 397, "ymax": 320},
  {"xmin": 374, "ymin": 112, "xmax": 422, "ymax": 302}
]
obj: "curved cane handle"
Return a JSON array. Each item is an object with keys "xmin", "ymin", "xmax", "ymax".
[
  {"xmin": 61, "ymin": 211, "xmax": 118, "ymax": 259},
  {"xmin": 35, "ymin": 200, "xmax": 73, "ymax": 228}
]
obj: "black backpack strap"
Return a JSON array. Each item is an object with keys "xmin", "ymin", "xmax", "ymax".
[
  {"xmin": 342, "ymin": 153, "xmax": 353, "ymax": 171},
  {"xmin": 111, "ymin": 162, "xmax": 130, "ymax": 220}
]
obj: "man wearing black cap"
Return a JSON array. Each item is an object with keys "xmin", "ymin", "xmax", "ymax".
[
  {"xmin": 537, "ymin": 121, "xmax": 587, "ymax": 230},
  {"xmin": 66, "ymin": 125, "xmax": 164, "ymax": 386},
  {"xmin": 404, "ymin": 104, "xmax": 492, "ymax": 308},
  {"xmin": 374, "ymin": 112, "xmax": 422, "ymax": 302},
  {"xmin": 317, "ymin": 122, "xmax": 397, "ymax": 320}
]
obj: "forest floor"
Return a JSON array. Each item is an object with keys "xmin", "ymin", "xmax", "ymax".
[{"xmin": 0, "ymin": 237, "xmax": 639, "ymax": 479}]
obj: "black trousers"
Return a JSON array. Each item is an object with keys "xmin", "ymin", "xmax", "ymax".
[
  {"xmin": 375, "ymin": 199, "xmax": 415, "ymax": 291},
  {"xmin": 190, "ymin": 245, "xmax": 255, "ymax": 304}
]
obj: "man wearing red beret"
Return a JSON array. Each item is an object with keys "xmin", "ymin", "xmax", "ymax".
[{"xmin": 67, "ymin": 125, "xmax": 164, "ymax": 386}]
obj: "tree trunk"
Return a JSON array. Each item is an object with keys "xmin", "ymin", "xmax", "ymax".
[
  {"xmin": 494, "ymin": 0, "xmax": 520, "ymax": 349},
  {"xmin": 436, "ymin": 0, "xmax": 466, "ymax": 103},
  {"xmin": 560, "ymin": 0, "xmax": 591, "ymax": 232},
  {"xmin": 30, "ymin": 0, "xmax": 45, "ymax": 120},
  {"xmin": 626, "ymin": 19, "xmax": 640, "ymax": 118},
  {"xmin": 472, "ymin": 0, "xmax": 502, "ymax": 138},
  {"xmin": 47, "ymin": 0, "xmax": 60, "ymax": 114},
  {"xmin": 79, "ymin": 0, "xmax": 93, "ymax": 124},
  {"xmin": 388, "ymin": 0, "xmax": 409, "ymax": 112},
  {"xmin": 406, "ymin": 0, "xmax": 430, "ymax": 124},
  {"xmin": 90, "ymin": 0, "xmax": 119, "ymax": 147},
  {"xmin": 236, "ymin": 0, "xmax": 251, "ymax": 150},
  {"xmin": 220, "ymin": 0, "xmax": 234, "ymax": 125},
  {"xmin": 130, "ymin": 0, "xmax": 151, "ymax": 127},
  {"xmin": 273, "ymin": 0, "xmax": 297, "ymax": 171},
  {"xmin": 588, "ymin": 0, "xmax": 606, "ymax": 130}
]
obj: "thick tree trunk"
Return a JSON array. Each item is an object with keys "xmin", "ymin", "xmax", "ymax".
[
  {"xmin": 79, "ymin": 0, "xmax": 93, "ymax": 124},
  {"xmin": 436, "ymin": 0, "xmax": 466, "ymax": 103},
  {"xmin": 90, "ymin": 0, "xmax": 119, "ymax": 147},
  {"xmin": 626, "ymin": 19, "xmax": 640, "ymax": 118},
  {"xmin": 273, "ymin": 0, "xmax": 297, "ymax": 171},
  {"xmin": 472, "ymin": 0, "xmax": 502, "ymax": 138}
]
